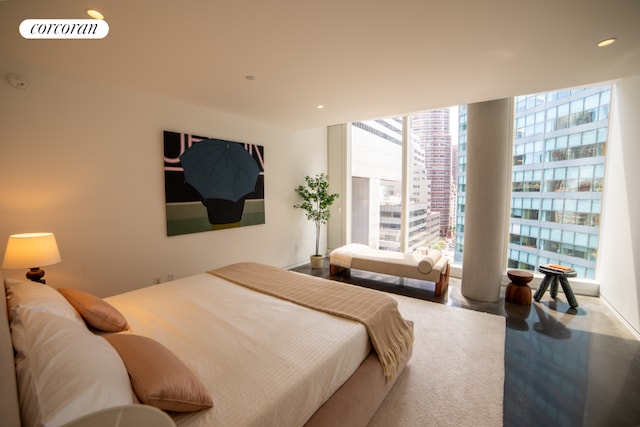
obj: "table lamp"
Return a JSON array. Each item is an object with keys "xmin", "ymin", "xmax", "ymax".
[{"xmin": 2, "ymin": 232, "xmax": 62, "ymax": 284}]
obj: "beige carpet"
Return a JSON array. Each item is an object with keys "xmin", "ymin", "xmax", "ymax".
[{"xmin": 368, "ymin": 294, "xmax": 506, "ymax": 426}]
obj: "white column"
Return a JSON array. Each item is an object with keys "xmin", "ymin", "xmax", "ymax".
[{"xmin": 461, "ymin": 98, "xmax": 513, "ymax": 302}]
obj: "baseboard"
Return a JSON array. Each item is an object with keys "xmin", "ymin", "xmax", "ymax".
[
  {"xmin": 450, "ymin": 262, "xmax": 599, "ymax": 297},
  {"xmin": 284, "ymin": 260, "xmax": 311, "ymax": 270},
  {"xmin": 599, "ymin": 294, "xmax": 640, "ymax": 341}
]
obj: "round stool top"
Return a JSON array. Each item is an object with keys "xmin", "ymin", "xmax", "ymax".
[
  {"xmin": 538, "ymin": 264, "xmax": 577, "ymax": 277},
  {"xmin": 507, "ymin": 270, "xmax": 534, "ymax": 285}
]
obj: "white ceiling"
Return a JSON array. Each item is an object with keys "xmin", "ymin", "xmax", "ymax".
[{"xmin": 1, "ymin": 0, "xmax": 639, "ymax": 130}]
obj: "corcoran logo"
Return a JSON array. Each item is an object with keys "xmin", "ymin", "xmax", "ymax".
[{"xmin": 19, "ymin": 19, "xmax": 109, "ymax": 39}]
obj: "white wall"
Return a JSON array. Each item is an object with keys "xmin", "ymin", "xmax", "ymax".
[
  {"xmin": 599, "ymin": 74, "xmax": 640, "ymax": 334},
  {"xmin": 0, "ymin": 60, "xmax": 327, "ymax": 297}
]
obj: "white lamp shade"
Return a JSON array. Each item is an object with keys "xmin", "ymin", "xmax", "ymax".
[{"xmin": 2, "ymin": 232, "xmax": 62, "ymax": 269}]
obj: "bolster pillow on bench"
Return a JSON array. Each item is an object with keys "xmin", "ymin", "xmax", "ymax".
[{"xmin": 417, "ymin": 250, "xmax": 442, "ymax": 274}]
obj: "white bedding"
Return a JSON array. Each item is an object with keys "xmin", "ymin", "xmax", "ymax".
[{"xmin": 104, "ymin": 273, "xmax": 371, "ymax": 427}]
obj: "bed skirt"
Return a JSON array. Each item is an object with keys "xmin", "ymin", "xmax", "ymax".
[{"xmin": 305, "ymin": 352, "xmax": 407, "ymax": 427}]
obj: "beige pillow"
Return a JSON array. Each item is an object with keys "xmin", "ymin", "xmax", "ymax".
[
  {"xmin": 104, "ymin": 334, "xmax": 213, "ymax": 412},
  {"xmin": 57, "ymin": 288, "xmax": 128, "ymax": 332},
  {"xmin": 417, "ymin": 249, "xmax": 442, "ymax": 274}
]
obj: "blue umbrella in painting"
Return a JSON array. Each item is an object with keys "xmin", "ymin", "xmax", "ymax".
[{"xmin": 179, "ymin": 139, "xmax": 260, "ymax": 202}]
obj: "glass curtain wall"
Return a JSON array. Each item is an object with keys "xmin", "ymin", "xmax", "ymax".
[
  {"xmin": 455, "ymin": 85, "xmax": 610, "ymax": 278},
  {"xmin": 350, "ymin": 84, "xmax": 609, "ymax": 279}
]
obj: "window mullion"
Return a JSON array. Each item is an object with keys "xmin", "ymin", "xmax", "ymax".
[{"xmin": 400, "ymin": 116, "xmax": 410, "ymax": 252}]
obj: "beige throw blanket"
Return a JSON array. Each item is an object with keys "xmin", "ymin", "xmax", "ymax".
[{"xmin": 208, "ymin": 262, "xmax": 414, "ymax": 381}]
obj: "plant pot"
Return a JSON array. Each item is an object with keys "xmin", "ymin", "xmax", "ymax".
[{"xmin": 310, "ymin": 255, "xmax": 324, "ymax": 269}]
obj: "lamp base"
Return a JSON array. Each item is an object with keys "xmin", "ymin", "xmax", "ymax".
[{"xmin": 26, "ymin": 267, "xmax": 46, "ymax": 284}]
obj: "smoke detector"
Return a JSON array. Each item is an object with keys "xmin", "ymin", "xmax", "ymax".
[{"xmin": 8, "ymin": 74, "xmax": 30, "ymax": 90}]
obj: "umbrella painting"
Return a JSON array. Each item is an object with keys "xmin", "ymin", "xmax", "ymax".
[
  {"xmin": 163, "ymin": 131, "xmax": 265, "ymax": 236},
  {"xmin": 180, "ymin": 139, "xmax": 260, "ymax": 202}
]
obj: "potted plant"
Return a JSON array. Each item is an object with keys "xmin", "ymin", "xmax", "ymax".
[{"xmin": 293, "ymin": 173, "xmax": 339, "ymax": 269}]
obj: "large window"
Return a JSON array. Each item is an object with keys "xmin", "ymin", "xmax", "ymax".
[
  {"xmin": 351, "ymin": 111, "xmax": 455, "ymax": 256},
  {"xmin": 506, "ymin": 86, "xmax": 610, "ymax": 278},
  {"xmin": 349, "ymin": 84, "xmax": 609, "ymax": 279},
  {"xmin": 455, "ymin": 85, "xmax": 610, "ymax": 279}
]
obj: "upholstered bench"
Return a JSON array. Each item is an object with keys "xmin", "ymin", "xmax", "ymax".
[{"xmin": 329, "ymin": 244, "xmax": 451, "ymax": 296}]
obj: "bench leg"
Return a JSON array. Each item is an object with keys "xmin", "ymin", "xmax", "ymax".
[
  {"xmin": 330, "ymin": 264, "xmax": 350, "ymax": 276},
  {"xmin": 434, "ymin": 263, "xmax": 450, "ymax": 296}
]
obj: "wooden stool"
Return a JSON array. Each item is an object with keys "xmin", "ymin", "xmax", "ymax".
[{"xmin": 505, "ymin": 270, "xmax": 533, "ymax": 305}]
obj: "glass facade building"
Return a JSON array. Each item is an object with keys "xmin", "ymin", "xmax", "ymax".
[{"xmin": 455, "ymin": 85, "xmax": 611, "ymax": 278}]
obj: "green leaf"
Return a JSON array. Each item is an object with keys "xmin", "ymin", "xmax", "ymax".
[{"xmin": 293, "ymin": 173, "xmax": 340, "ymax": 253}]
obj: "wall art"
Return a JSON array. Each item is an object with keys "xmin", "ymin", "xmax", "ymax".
[{"xmin": 163, "ymin": 130, "xmax": 265, "ymax": 236}]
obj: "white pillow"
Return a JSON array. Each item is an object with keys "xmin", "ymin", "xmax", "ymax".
[
  {"xmin": 4, "ymin": 278, "xmax": 83, "ymax": 324},
  {"xmin": 10, "ymin": 307, "xmax": 135, "ymax": 427}
]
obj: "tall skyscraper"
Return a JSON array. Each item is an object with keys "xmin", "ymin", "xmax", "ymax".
[{"xmin": 411, "ymin": 110, "xmax": 453, "ymax": 237}]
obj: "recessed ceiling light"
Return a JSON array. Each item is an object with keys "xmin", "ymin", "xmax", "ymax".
[
  {"xmin": 597, "ymin": 38, "xmax": 616, "ymax": 47},
  {"xmin": 86, "ymin": 9, "xmax": 104, "ymax": 20},
  {"xmin": 317, "ymin": 105, "xmax": 325, "ymax": 109}
]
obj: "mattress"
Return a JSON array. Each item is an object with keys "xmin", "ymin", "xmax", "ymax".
[{"xmin": 104, "ymin": 273, "xmax": 371, "ymax": 427}]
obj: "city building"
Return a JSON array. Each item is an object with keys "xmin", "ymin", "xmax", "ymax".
[
  {"xmin": 351, "ymin": 119, "xmax": 440, "ymax": 251},
  {"xmin": 410, "ymin": 110, "xmax": 454, "ymax": 237},
  {"xmin": 455, "ymin": 85, "xmax": 611, "ymax": 278}
]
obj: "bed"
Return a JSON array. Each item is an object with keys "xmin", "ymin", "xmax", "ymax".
[{"xmin": 1, "ymin": 262, "xmax": 413, "ymax": 427}]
